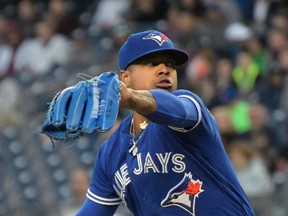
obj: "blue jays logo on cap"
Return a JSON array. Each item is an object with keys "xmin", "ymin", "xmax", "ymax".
[
  {"xmin": 118, "ymin": 30, "xmax": 189, "ymax": 70},
  {"xmin": 161, "ymin": 172, "xmax": 204, "ymax": 215},
  {"xmin": 143, "ymin": 33, "xmax": 169, "ymax": 46}
]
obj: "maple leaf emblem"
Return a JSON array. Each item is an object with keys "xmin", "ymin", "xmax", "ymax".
[
  {"xmin": 184, "ymin": 180, "xmax": 203, "ymax": 197},
  {"xmin": 161, "ymin": 172, "xmax": 204, "ymax": 216},
  {"xmin": 160, "ymin": 34, "xmax": 169, "ymax": 42}
]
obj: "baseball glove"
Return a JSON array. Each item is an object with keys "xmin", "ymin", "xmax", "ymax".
[{"xmin": 42, "ymin": 71, "xmax": 121, "ymax": 140}]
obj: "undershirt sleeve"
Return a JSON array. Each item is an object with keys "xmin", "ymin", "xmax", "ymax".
[{"xmin": 146, "ymin": 89, "xmax": 202, "ymax": 128}]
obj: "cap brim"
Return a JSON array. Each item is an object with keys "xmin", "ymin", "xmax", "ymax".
[{"xmin": 127, "ymin": 48, "xmax": 189, "ymax": 69}]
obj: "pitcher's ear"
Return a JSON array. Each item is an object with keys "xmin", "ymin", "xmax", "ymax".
[{"xmin": 119, "ymin": 70, "xmax": 131, "ymax": 87}]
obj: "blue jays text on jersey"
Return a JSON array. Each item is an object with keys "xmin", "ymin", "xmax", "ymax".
[{"xmin": 78, "ymin": 89, "xmax": 255, "ymax": 216}]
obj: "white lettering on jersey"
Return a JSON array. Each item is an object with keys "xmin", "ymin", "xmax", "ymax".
[
  {"xmin": 144, "ymin": 152, "xmax": 160, "ymax": 173},
  {"xmin": 114, "ymin": 164, "xmax": 131, "ymax": 202},
  {"xmin": 156, "ymin": 152, "xmax": 172, "ymax": 173},
  {"xmin": 133, "ymin": 152, "xmax": 185, "ymax": 175},
  {"xmin": 172, "ymin": 154, "xmax": 186, "ymax": 173},
  {"xmin": 133, "ymin": 153, "xmax": 143, "ymax": 175}
]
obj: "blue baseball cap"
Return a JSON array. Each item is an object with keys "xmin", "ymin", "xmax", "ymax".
[{"xmin": 118, "ymin": 30, "xmax": 189, "ymax": 70}]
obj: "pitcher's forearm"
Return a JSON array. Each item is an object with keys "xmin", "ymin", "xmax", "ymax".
[{"xmin": 121, "ymin": 89, "xmax": 157, "ymax": 116}]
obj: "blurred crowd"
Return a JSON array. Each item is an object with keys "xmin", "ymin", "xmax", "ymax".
[{"xmin": 0, "ymin": 0, "xmax": 288, "ymax": 215}]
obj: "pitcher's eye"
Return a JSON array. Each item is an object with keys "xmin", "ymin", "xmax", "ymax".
[
  {"xmin": 145, "ymin": 60, "xmax": 176, "ymax": 68},
  {"xmin": 146, "ymin": 61, "xmax": 155, "ymax": 67},
  {"xmin": 166, "ymin": 61, "xmax": 176, "ymax": 68}
]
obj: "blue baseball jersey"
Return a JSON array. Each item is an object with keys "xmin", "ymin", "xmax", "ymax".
[{"xmin": 77, "ymin": 89, "xmax": 255, "ymax": 216}]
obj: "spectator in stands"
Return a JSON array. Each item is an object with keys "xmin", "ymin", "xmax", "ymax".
[
  {"xmin": 223, "ymin": 22, "xmax": 253, "ymax": 60},
  {"xmin": 174, "ymin": 0, "xmax": 205, "ymax": 17},
  {"xmin": 201, "ymin": 1, "xmax": 230, "ymax": 52},
  {"xmin": 255, "ymin": 63, "xmax": 286, "ymax": 113},
  {"xmin": 232, "ymin": 50, "xmax": 260, "ymax": 96},
  {"xmin": 164, "ymin": 4, "xmax": 204, "ymax": 53},
  {"xmin": 266, "ymin": 28, "xmax": 288, "ymax": 60},
  {"xmin": 254, "ymin": 63, "xmax": 287, "ymax": 148},
  {"xmin": 184, "ymin": 53, "xmax": 212, "ymax": 93},
  {"xmin": 89, "ymin": 0, "xmax": 130, "ymax": 36},
  {"xmin": 246, "ymin": 103, "xmax": 277, "ymax": 152},
  {"xmin": 64, "ymin": 28, "xmax": 98, "ymax": 74},
  {"xmin": 222, "ymin": 87, "xmax": 251, "ymax": 134},
  {"xmin": 244, "ymin": 36, "xmax": 271, "ymax": 76},
  {"xmin": 14, "ymin": 19, "xmax": 71, "ymax": 77},
  {"xmin": 47, "ymin": 0, "xmax": 79, "ymax": 37},
  {"xmin": 0, "ymin": 20, "xmax": 23, "ymax": 79},
  {"xmin": 227, "ymin": 140, "xmax": 275, "ymax": 216},
  {"xmin": 269, "ymin": 12, "xmax": 288, "ymax": 33},
  {"xmin": 211, "ymin": 57, "xmax": 236, "ymax": 107},
  {"xmin": 211, "ymin": 105, "xmax": 238, "ymax": 147},
  {"xmin": 124, "ymin": 0, "xmax": 170, "ymax": 26},
  {"xmin": 16, "ymin": 0, "xmax": 39, "ymax": 38},
  {"xmin": 227, "ymin": 140, "xmax": 274, "ymax": 198}
]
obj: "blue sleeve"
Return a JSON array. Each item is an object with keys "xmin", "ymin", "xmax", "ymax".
[
  {"xmin": 79, "ymin": 143, "xmax": 123, "ymax": 215},
  {"xmin": 76, "ymin": 198, "xmax": 118, "ymax": 216},
  {"xmin": 146, "ymin": 89, "xmax": 201, "ymax": 128}
]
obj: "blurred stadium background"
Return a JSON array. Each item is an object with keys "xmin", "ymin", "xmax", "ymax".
[{"xmin": 0, "ymin": 0, "xmax": 288, "ymax": 215}]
